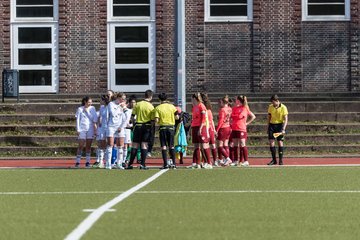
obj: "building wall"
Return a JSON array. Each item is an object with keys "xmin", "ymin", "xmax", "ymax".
[
  {"xmin": 58, "ymin": 0, "xmax": 107, "ymax": 93},
  {"xmin": 351, "ymin": 0, "xmax": 360, "ymax": 91},
  {"xmin": 253, "ymin": 0, "xmax": 302, "ymax": 93},
  {"xmin": 155, "ymin": 0, "xmax": 176, "ymax": 93},
  {"xmin": 0, "ymin": 1, "xmax": 11, "ymax": 72},
  {"xmin": 0, "ymin": 0, "xmax": 359, "ymax": 94},
  {"xmin": 302, "ymin": 22, "xmax": 350, "ymax": 92}
]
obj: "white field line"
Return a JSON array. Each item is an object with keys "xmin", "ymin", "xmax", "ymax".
[
  {"xmin": 2, "ymin": 190, "xmax": 360, "ymax": 196},
  {"xmin": 64, "ymin": 169, "xmax": 168, "ymax": 240},
  {"xmin": 136, "ymin": 190, "xmax": 360, "ymax": 194},
  {"xmin": 0, "ymin": 191, "xmax": 123, "ymax": 195}
]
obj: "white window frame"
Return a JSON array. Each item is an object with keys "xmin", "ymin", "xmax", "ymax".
[
  {"xmin": 10, "ymin": 0, "xmax": 59, "ymax": 93},
  {"xmin": 205, "ymin": 0, "xmax": 253, "ymax": 22},
  {"xmin": 108, "ymin": 0, "xmax": 155, "ymax": 22},
  {"xmin": 107, "ymin": 0, "xmax": 156, "ymax": 92},
  {"xmin": 302, "ymin": 0, "xmax": 350, "ymax": 21},
  {"xmin": 11, "ymin": 0, "xmax": 59, "ymax": 22},
  {"xmin": 108, "ymin": 23, "xmax": 155, "ymax": 92},
  {"xmin": 11, "ymin": 23, "xmax": 59, "ymax": 93}
]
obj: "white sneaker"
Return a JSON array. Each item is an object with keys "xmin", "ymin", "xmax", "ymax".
[
  {"xmin": 186, "ymin": 163, "xmax": 197, "ymax": 169},
  {"xmin": 240, "ymin": 161, "xmax": 250, "ymax": 167},
  {"xmin": 223, "ymin": 158, "xmax": 232, "ymax": 166},
  {"xmin": 114, "ymin": 164, "xmax": 125, "ymax": 170},
  {"xmin": 214, "ymin": 160, "xmax": 222, "ymax": 167},
  {"xmin": 230, "ymin": 161, "xmax": 238, "ymax": 167},
  {"xmin": 204, "ymin": 163, "xmax": 213, "ymax": 169}
]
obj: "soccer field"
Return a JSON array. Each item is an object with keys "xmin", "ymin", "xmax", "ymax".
[{"xmin": 1, "ymin": 167, "xmax": 360, "ymax": 240}]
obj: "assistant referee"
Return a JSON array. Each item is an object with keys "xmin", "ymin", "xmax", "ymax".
[{"xmin": 267, "ymin": 95, "xmax": 288, "ymax": 165}]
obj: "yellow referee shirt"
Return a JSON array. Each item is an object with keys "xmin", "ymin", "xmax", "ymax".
[
  {"xmin": 132, "ymin": 100, "xmax": 154, "ymax": 123},
  {"xmin": 268, "ymin": 103, "xmax": 288, "ymax": 124},
  {"xmin": 153, "ymin": 102, "xmax": 177, "ymax": 126}
]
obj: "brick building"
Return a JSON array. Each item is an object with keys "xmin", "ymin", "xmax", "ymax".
[{"xmin": 0, "ymin": 0, "xmax": 359, "ymax": 94}]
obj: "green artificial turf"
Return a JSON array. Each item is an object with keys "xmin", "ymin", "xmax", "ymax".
[{"xmin": 1, "ymin": 168, "xmax": 360, "ymax": 239}]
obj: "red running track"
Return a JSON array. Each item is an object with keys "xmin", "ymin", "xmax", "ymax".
[{"xmin": 0, "ymin": 157, "xmax": 359, "ymax": 168}]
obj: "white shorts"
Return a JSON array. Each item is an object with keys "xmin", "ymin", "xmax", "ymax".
[
  {"xmin": 119, "ymin": 127, "xmax": 126, "ymax": 138},
  {"xmin": 96, "ymin": 127, "xmax": 106, "ymax": 141},
  {"xmin": 124, "ymin": 129, "xmax": 131, "ymax": 144},
  {"xmin": 78, "ymin": 129, "xmax": 95, "ymax": 140},
  {"xmin": 106, "ymin": 127, "xmax": 119, "ymax": 138}
]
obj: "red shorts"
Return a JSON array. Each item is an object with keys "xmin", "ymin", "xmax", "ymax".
[
  {"xmin": 192, "ymin": 126, "xmax": 209, "ymax": 144},
  {"xmin": 217, "ymin": 127, "xmax": 232, "ymax": 142},
  {"xmin": 230, "ymin": 130, "xmax": 248, "ymax": 140}
]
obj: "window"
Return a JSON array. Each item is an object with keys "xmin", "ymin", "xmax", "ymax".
[
  {"xmin": 13, "ymin": 26, "xmax": 58, "ymax": 90},
  {"xmin": 113, "ymin": 0, "xmax": 150, "ymax": 17},
  {"xmin": 11, "ymin": 0, "xmax": 58, "ymax": 93},
  {"xmin": 205, "ymin": 0, "xmax": 253, "ymax": 22},
  {"xmin": 13, "ymin": 0, "xmax": 57, "ymax": 20},
  {"xmin": 109, "ymin": 25, "xmax": 155, "ymax": 90},
  {"xmin": 109, "ymin": 0, "xmax": 153, "ymax": 20},
  {"xmin": 303, "ymin": 0, "xmax": 350, "ymax": 21},
  {"xmin": 108, "ymin": 0, "xmax": 155, "ymax": 92}
]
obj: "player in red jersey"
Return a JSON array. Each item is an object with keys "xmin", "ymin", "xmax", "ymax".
[
  {"xmin": 215, "ymin": 95, "xmax": 232, "ymax": 166},
  {"xmin": 228, "ymin": 95, "xmax": 256, "ymax": 167},
  {"xmin": 188, "ymin": 92, "xmax": 213, "ymax": 169},
  {"xmin": 201, "ymin": 93, "xmax": 217, "ymax": 167}
]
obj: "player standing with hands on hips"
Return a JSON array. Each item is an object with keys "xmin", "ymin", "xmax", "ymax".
[{"xmin": 267, "ymin": 95, "xmax": 288, "ymax": 165}]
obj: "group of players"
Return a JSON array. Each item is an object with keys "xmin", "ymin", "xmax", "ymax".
[{"xmin": 75, "ymin": 89, "xmax": 288, "ymax": 169}]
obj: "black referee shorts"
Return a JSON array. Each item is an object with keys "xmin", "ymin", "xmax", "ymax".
[
  {"xmin": 159, "ymin": 126, "xmax": 175, "ymax": 148},
  {"xmin": 268, "ymin": 123, "xmax": 284, "ymax": 141},
  {"xmin": 133, "ymin": 123, "xmax": 152, "ymax": 143}
]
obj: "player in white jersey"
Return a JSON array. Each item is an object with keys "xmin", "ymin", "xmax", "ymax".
[
  {"xmin": 121, "ymin": 97, "xmax": 134, "ymax": 164},
  {"xmin": 92, "ymin": 94, "xmax": 110, "ymax": 168},
  {"xmin": 104, "ymin": 92, "xmax": 127, "ymax": 169},
  {"xmin": 75, "ymin": 96, "xmax": 98, "ymax": 168}
]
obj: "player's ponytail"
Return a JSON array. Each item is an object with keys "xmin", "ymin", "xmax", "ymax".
[
  {"xmin": 237, "ymin": 95, "xmax": 248, "ymax": 107},
  {"xmin": 192, "ymin": 92, "xmax": 203, "ymax": 103},
  {"xmin": 200, "ymin": 92, "xmax": 212, "ymax": 110},
  {"xmin": 221, "ymin": 95, "xmax": 229, "ymax": 105}
]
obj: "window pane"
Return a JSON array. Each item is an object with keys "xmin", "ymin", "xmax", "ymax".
[
  {"xmin": 308, "ymin": 5, "xmax": 345, "ymax": 15},
  {"xmin": 308, "ymin": 0, "xmax": 344, "ymax": 3},
  {"xmin": 17, "ymin": 0, "xmax": 53, "ymax": 5},
  {"xmin": 18, "ymin": 28, "xmax": 51, "ymax": 44},
  {"xmin": 16, "ymin": 7, "xmax": 53, "ymax": 17},
  {"xmin": 211, "ymin": 0, "xmax": 247, "ymax": 3},
  {"xmin": 19, "ymin": 49, "xmax": 52, "ymax": 65},
  {"xmin": 115, "ymin": 27, "xmax": 148, "ymax": 43},
  {"xmin": 210, "ymin": 5, "xmax": 247, "ymax": 16},
  {"xmin": 114, "ymin": 0, "xmax": 149, "ymax": 3},
  {"xmin": 115, "ymin": 48, "xmax": 148, "ymax": 64},
  {"xmin": 115, "ymin": 69, "xmax": 148, "ymax": 85},
  {"xmin": 19, "ymin": 70, "xmax": 52, "ymax": 86},
  {"xmin": 113, "ymin": 6, "xmax": 150, "ymax": 17}
]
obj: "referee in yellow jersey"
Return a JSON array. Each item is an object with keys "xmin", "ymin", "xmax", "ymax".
[
  {"xmin": 126, "ymin": 90, "xmax": 154, "ymax": 170},
  {"xmin": 154, "ymin": 93, "xmax": 179, "ymax": 169},
  {"xmin": 267, "ymin": 95, "xmax": 288, "ymax": 165}
]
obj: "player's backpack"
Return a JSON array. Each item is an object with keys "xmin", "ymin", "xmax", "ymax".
[{"xmin": 181, "ymin": 112, "xmax": 191, "ymax": 135}]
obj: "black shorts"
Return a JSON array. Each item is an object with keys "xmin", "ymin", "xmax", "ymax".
[
  {"xmin": 133, "ymin": 124, "xmax": 152, "ymax": 143},
  {"xmin": 268, "ymin": 123, "xmax": 284, "ymax": 141},
  {"xmin": 159, "ymin": 126, "xmax": 175, "ymax": 147}
]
